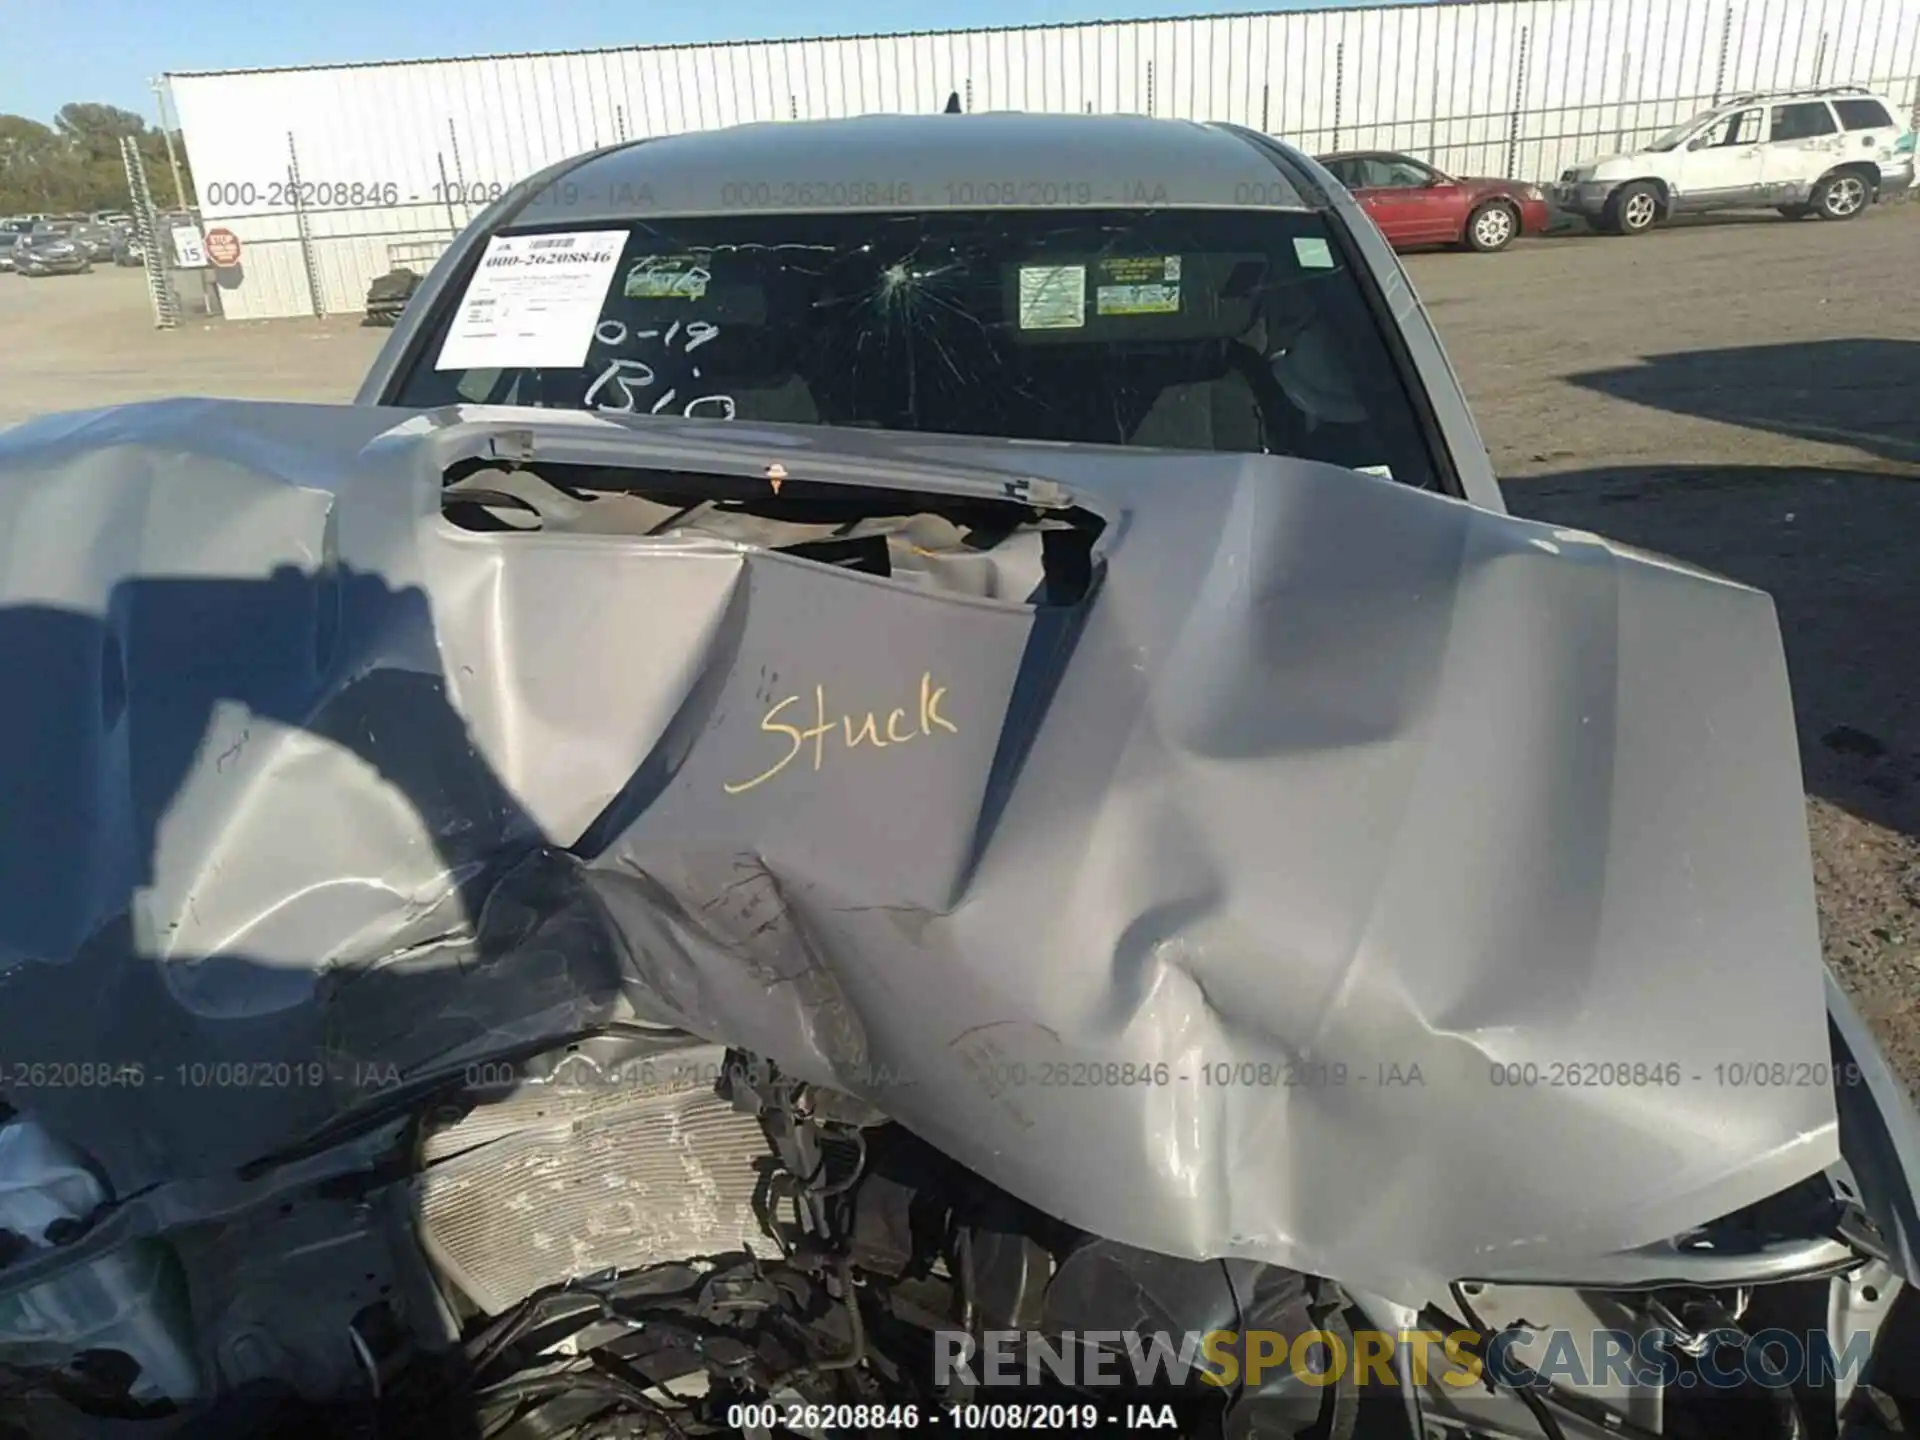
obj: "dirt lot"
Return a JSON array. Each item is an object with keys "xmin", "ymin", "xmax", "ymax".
[
  {"xmin": 3, "ymin": 212, "xmax": 1919, "ymax": 1086},
  {"xmin": 0, "ymin": 269, "xmax": 382, "ymax": 427},
  {"xmin": 1406, "ymin": 206, "xmax": 1920, "ymax": 1088}
]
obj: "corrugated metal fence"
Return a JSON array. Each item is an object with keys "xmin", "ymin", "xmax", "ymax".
[{"xmin": 169, "ymin": 0, "xmax": 1920, "ymax": 320}]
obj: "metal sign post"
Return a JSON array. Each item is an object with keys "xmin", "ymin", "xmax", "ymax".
[{"xmin": 149, "ymin": 77, "xmax": 189, "ymax": 211}]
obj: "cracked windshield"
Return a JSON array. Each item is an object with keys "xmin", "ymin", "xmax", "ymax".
[{"xmin": 396, "ymin": 210, "xmax": 1438, "ymax": 486}]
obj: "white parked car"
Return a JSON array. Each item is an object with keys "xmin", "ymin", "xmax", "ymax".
[{"xmin": 1555, "ymin": 85, "xmax": 1915, "ymax": 234}]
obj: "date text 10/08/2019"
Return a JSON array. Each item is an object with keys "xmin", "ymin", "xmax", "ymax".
[
  {"xmin": 196, "ymin": 178, "xmax": 650, "ymax": 211},
  {"xmin": 0, "ymin": 1058, "xmax": 1857, "ymax": 1098},
  {"xmin": 195, "ymin": 178, "xmax": 1037, "ymax": 213},
  {"xmin": 193, "ymin": 176, "xmax": 1201, "ymax": 215},
  {"xmin": 721, "ymin": 1402, "xmax": 1183, "ymax": 1431},
  {"xmin": 199, "ymin": 179, "xmax": 567, "ymax": 211},
  {"xmin": 0, "ymin": 1060, "xmax": 405, "ymax": 1092}
]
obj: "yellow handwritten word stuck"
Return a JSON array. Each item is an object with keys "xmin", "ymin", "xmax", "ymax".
[{"xmin": 723, "ymin": 672, "xmax": 958, "ymax": 795}]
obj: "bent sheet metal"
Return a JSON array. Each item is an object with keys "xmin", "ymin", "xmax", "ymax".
[{"xmin": 0, "ymin": 399, "xmax": 1833, "ymax": 1302}]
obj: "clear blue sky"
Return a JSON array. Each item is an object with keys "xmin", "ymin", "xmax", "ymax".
[{"xmin": 4, "ymin": 0, "xmax": 1382, "ymax": 127}]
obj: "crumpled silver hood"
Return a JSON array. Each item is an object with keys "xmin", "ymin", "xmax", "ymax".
[{"xmin": 0, "ymin": 398, "xmax": 1835, "ymax": 1302}]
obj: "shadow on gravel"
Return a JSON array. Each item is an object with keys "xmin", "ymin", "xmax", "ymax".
[
  {"xmin": 1506, "ymin": 464, "xmax": 1920, "ymax": 842},
  {"xmin": 1566, "ymin": 340, "xmax": 1920, "ymax": 468}
]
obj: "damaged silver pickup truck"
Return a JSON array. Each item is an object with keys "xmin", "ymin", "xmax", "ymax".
[{"xmin": 2, "ymin": 113, "xmax": 1918, "ymax": 1440}]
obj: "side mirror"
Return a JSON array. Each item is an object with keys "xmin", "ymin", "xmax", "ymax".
[{"xmin": 1687, "ymin": 135, "xmax": 1712, "ymax": 151}]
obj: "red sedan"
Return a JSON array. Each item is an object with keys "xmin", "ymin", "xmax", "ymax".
[{"xmin": 1315, "ymin": 151, "xmax": 1552, "ymax": 253}]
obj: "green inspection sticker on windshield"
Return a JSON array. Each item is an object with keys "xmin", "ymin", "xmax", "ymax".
[
  {"xmin": 1018, "ymin": 265, "xmax": 1087, "ymax": 330},
  {"xmin": 624, "ymin": 255, "xmax": 710, "ymax": 300},
  {"xmin": 1094, "ymin": 255, "xmax": 1182, "ymax": 316},
  {"xmin": 1096, "ymin": 283, "xmax": 1181, "ymax": 316}
]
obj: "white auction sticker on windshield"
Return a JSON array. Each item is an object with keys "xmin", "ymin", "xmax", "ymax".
[
  {"xmin": 435, "ymin": 230, "xmax": 628, "ymax": 371},
  {"xmin": 1018, "ymin": 265, "xmax": 1086, "ymax": 330}
]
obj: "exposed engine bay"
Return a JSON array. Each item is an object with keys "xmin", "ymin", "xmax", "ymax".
[
  {"xmin": 437, "ymin": 455, "xmax": 1100, "ymax": 607},
  {"xmin": 6, "ymin": 1037, "xmax": 1918, "ymax": 1440},
  {"xmin": 283, "ymin": 1036, "xmax": 1920, "ymax": 1440},
  {"xmin": 2, "ymin": 401, "xmax": 1920, "ymax": 1438}
]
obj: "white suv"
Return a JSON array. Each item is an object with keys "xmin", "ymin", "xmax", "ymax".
[{"xmin": 1555, "ymin": 85, "xmax": 1915, "ymax": 234}]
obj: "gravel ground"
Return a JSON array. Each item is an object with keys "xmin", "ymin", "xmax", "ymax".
[
  {"xmin": 3, "ymin": 212, "xmax": 1918, "ymax": 1087},
  {"xmin": 0, "ymin": 269, "xmax": 381, "ymax": 428},
  {"xmin": 1403, "ymin": 204, "xmax": 1920, "ymax": 1088}
]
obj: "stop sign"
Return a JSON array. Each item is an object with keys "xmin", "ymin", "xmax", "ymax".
[{"xmin": 205, "ymin": 227, "xmax": 242, "ymax": 267}]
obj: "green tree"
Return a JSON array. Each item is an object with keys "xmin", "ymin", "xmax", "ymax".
[
  {"xmin": 0, "ymin": 115, "xmax": 69, "ymax": 212},
  {"xmin": 55, "ymin": 103, "xmax": 149, "ymax": 158},
  {"xmin": 0, "ymin": 101, "xmax": 193, "ymax": 216}
]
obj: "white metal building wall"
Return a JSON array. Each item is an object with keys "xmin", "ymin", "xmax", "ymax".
[{"xmin": 169, "ymin": 0, "xmax": 1920, "ymax": 320}]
